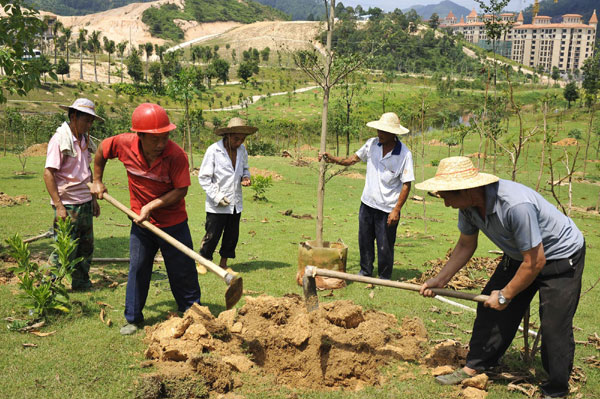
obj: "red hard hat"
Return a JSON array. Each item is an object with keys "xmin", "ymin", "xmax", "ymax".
[{"xmin": 131, "ymin": 103, "xmax": 176, "ymax": 134}]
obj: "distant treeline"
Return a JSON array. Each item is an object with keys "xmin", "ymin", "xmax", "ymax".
[
  {"xmin": 253, "ymin": 0, "xmax": 325, "ymax": 21},
  {"xmin": 142, "ymin": 0, "xmax": 289, "ymax": 41},
  {"xmin": 23, "ymin": 0, "xmax": 154, "ymax": 16},
  {"xmin": 324, "ymin": 8, "xmax": 482, "ymax": 75}
]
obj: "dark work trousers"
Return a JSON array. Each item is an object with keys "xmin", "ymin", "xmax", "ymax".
[
  {"xmin": 125, "ymin": 220, "xmax": 201, "ymax": 324},
  {"xmin": 466, "ymin": 244, "xmax": 586, "ymax": 398},
  {"xmin": 358, "ymin": 202, "xmax": 399, "ymax": 280},
  {"xmin": 199, "ymin": 211, "xmax": 241, "ymax": 261}
]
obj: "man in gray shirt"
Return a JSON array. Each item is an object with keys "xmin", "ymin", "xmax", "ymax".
[{"xmin": 417, "ymin": 157, "xmax": 585, "ymax": 399}]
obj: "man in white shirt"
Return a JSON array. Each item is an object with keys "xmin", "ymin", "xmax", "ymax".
[
  {"xmin": 198, "ymin": 117, "xmax": 255, "ymax": 271},
  {"xmin": 320, "ymin": 112, "xmax": 414, "ymax": 280}
]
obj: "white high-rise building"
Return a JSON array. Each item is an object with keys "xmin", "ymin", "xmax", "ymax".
[{"xmin": 441, "ymin": 9, "xmax": 597, "ymax": 73}]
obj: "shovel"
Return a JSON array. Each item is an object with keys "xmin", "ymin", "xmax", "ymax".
[
  {"xmin": 302, "ymin": 265, "xmax": 489, "ymax": 312},
  {"xmin": 91, "ymin": 185, "xmax": 243, "ymax": 309}
]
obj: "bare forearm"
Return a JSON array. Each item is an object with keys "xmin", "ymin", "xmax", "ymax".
[
  {"xmin": 502, "ymin": 245, "xmax": 545, "ymax": 300},
  {"xmin": 437, "ymin": 237, "xmax": 477, "ymax": 285},
  {"xmin": 93, "ymin": 143, "xmax": 107, "ymax": 183},
  {"xmin": 393, "ymin": 182, "xmax": 411, "ymax": 212},
  {"xmin": 144, "ymin": 187, "xmax": 188, "ymax": 212},
  {"xmin": 43, "ymin": 169, "xmax": 63, "ymax": 207}
]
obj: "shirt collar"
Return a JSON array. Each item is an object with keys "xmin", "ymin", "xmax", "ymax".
[
  {"xmin": 484, "ymin": 181, "xmax": 499, "ymax": 216},
  {"xmin": 376, "ymin": 139, "xmax": 402, "ymax": 155}
]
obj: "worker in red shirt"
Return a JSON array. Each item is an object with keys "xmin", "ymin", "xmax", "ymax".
[{"xmin": 90, "ymin": 103, "xmax": 201, "ymax": 335}]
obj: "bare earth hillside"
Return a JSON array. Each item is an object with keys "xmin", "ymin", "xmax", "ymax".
[{"xmin": 57, "ymin": 0, "xmax": 239, "ymax": 47}]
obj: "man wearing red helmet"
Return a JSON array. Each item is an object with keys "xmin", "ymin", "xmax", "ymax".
[{"xmin": 91, "ymin": 103, "xmax": 201, "ymax": 335}]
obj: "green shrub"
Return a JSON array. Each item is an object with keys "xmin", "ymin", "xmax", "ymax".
[
  {"xmin": 568, "ymin": 129, "xmax": 582, "ymax": 140},
  {"xmin": 250, "ymin": 175, "xmax": 273, "ymax": 202},
  {"xmin": 246, "ymin": 140, "xmax": 277, "ymax": 156},
  {"xmin": 7, "ymin": 218, "xmax": 81, "ymax": 319}
]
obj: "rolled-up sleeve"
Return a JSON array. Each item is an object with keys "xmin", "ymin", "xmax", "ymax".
[{"xmin": 458, "ymin": 210, "xmax": 479, "ymax": 235}]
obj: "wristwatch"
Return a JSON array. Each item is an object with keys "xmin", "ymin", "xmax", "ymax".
[{"xmin": 498, "ymin": 290, "xmax": 509, "ymax": 305}]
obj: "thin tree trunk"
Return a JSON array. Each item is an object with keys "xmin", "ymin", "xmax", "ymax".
[
  {"xmin": 120, "ymin": 55, "xmax": 124, "ymax": 83},
  {"xmin": 536, "ymin": 101, "xmax": 548, "ymax": 192},
  {"xmin": 421, "ymin": 97, "xmax": 427, "ymax": 234},
  {"xmin": 66, "ymin": 42, "xmax": 70, "ymax": 78},
  {"xmin": 93, "ymin": 52, "xmax": 98, "ymax": 83},
  {"xmin": 315, "ymin": 0, "xmax": 334, "ymax": 248},
  {"xmin": 582, "ymin": 108, "xmax": 595, "ymax": 179},
  {"xmin": 186, "ymin": 98, "xmax": 194, "ymax": 170},
  {"xmin": 80, "ymin": 49, "xmax": 83, "ymax": 80},
  {"xmin": 107, "ymin": 53, "xmax": 111, "ymax": 84}
]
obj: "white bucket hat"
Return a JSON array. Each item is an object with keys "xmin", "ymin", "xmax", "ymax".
[
  {"xmin": 415, "ymin": 156, "xmax": 499, "ymax": 192},
  {"xmin": 215, "ymin": 117, "xmax": 258, "ymax": 136},
  {"xmin": 59, "ymin": 98, "xmax": 104, "ymax": 122},
  {"xmin": 366, "ymin": 112, "xmax": 409, "ymax": 135}
]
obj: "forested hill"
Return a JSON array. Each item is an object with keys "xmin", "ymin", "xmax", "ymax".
[
  {"xmin": 403, "ymin": 0, "xmax": 470, "ymax": 20},
  {"xmin": 253, "ymin": 0, "xmax": 325, "ymax": 21},
  {"xmin": 143, "ymin": 0, "xmax": 289, "ymax": 41},
  {"xmin": 522, "ymin": 0, "xmax": 598, "ymax": 25},
  {"xmin": 23, "ymin": 0, "xmax": 153, "ymax": 16}
]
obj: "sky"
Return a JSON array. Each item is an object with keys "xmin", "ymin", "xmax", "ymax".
[{"xmin": 340, "ymin": 0, "xmax": 535, "ymax": 12}]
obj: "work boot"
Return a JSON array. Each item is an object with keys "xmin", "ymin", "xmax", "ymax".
[
  {"xmin": 120, "ymin": 323, "xmax": 141, "ymax": 335},
  {"xmin": 435, "ymin": 369, "xmax": 473, "ymax": 385}
]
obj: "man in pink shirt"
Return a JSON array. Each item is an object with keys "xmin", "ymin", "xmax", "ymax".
[{"xmin": 44, "ymin": 98, "xmax": 103, "ymax": 290}]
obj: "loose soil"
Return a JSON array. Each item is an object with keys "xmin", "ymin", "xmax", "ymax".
[
  {"xmin": 553, "ymin": 138, "xmax": 578, "ymax": 146},
  {"xmin": 248, "ymin": 167, "xmax": 283, "ymax": 181},
  {"xmin": 0, "ymin": 193, "xmax": 29, "ymax": 207},
  {"xmin": 23, "ymin": 143, "xmax": 48, "ymax": 157},
  {"xmin": 141, "ymin": 295, "xmax": 435, "ymax": 396},
  {"xmin": 409, "ymin": 249, "xmax": 499, "ymax": 291}
]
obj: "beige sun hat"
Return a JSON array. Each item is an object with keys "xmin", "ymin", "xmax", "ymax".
[
  {"xmin": 215, "ymin": 117, "xmax": 258, "ymax": 136},
  {"xmin": 59, "ymin": 98, "xmax": 104, "ymax": 122},
  {"xmin": 415, "ymin": 156, "xmax": 499, "ymax": 192},
  {"xmin": 366, "ymin": 112, "xmax": 409, "ymax": 135}
]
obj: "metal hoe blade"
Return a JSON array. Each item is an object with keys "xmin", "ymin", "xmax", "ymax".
[
  {"xmin": 225, "ymin": 275, "xmax": 243, "ymax": 310},
  {"xmin": 302, "ymin": 266, "xmax": 319, "ymax": 312}
]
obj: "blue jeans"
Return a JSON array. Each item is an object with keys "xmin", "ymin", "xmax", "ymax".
[
  {"xmin": 358, "ymin": 202, "xmax": 398, "ymax": 280},
  {"xmin": 125, "ymin": 220, "xmax": 201, "ymax": 324}
]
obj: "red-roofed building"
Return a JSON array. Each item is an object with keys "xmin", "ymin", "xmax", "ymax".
[{"xmin": 440, "ymin": 10, "xmax": 597, "ymax": 73}]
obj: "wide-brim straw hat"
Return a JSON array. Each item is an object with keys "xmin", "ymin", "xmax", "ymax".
[
  {"xmin": 415, "ymin": 156, "xmax": 499, "ymax": 192},
  {"xmin": 215, "ymin": 117, "xmax": 257, "ymax": 136},
  {"xmin": 366, "ymin": 112, "xmax": 409, "ymax": 135},
  {"xmin": 59, "ymin": 98, "xmax": 104, "ymax": 122}
]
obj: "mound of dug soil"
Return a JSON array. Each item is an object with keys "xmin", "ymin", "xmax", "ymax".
[
  {"xmin": 23, "ymin": 143, "xmax": 48, "ymax": 157},
  {"xmin": 0, "ymin": 193, "xmax": 29, "ymax": 207},
  {"xmin": 142, "ymin": 295, "xmax": 428, "ymax": 395}
]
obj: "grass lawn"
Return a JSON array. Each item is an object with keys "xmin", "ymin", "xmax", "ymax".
[{"xmin": 0, "ymin": 129, "xmax": 599, "ymax": 398}]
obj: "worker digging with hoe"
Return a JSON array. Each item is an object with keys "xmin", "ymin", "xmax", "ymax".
[
  {"xmin": 417, "ymin": 156, "xmax": 585, "ymax": 399},
  {"xmin": 198, "ymin": 117, "xmax": 255, "ymax": 274},
  {"xmin": 90, "ymin": 103, "xmax": 201, "ymax": 335},
  {"xmin": 319, "ymin": 112, "xmax": 414, "ymax": 281},
  {"xmin": 44, "ymin": 98, "xmax": 103, "ymax": 291}
]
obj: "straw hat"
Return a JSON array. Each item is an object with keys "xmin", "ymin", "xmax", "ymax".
[
  {"xmin": 59, "ymin": 98, "xmax": 104, "ymax": 122},
  {"xmin": 215, "ymin": 117, "xmax": 257, "ymax": 136},
  {"xmin": 366, "ymin": 112, "xmax": 409, "ymax": 135},
  {"xmin": 415, "ymin": 156, "xmax": 499, "ymax": 191}
]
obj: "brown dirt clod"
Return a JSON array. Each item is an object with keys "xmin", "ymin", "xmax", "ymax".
[{"xmin": 142, "ymin": 295, "xmax": 430, "ymax": 394}]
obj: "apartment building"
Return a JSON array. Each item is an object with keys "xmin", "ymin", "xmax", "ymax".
[{"xmin": 441, "ymin": 9, "xmax": 597, "ymax": 73}]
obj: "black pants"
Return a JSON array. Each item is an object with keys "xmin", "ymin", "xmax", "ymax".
[
  {"xmin": 466, "ymin": 244, "xmax": 586, "ymax": 398},
  {"xmin": 358, "ymin": 202, "xmax": 398, "ymax": 280},
  {"xmin": 199, "ymin": 211, "xmax": 241, "ymax": 261}
]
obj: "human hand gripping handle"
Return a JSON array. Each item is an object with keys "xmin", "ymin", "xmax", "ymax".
[{"xmin": 86, "ymin": 183, "xmax": 244, "ymax": 309}]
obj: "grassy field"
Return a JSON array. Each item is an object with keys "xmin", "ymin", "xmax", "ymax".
[{"xmin": 0, "ymin": 119, "xmax": 599, "ymax": 398}]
